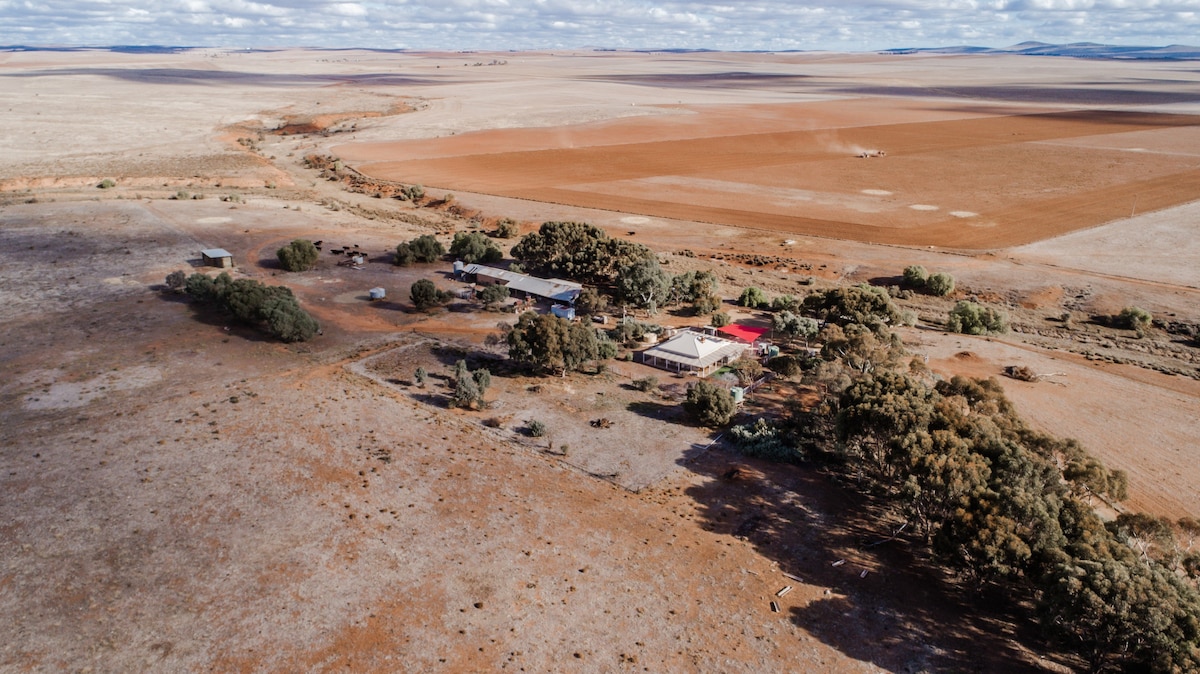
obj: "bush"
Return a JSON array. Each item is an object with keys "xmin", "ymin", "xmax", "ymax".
[
  {"xmin": 400, "ymin": 184, "xmax": 425, "ymax": 201},
  {"xmin": 410, "ymin": 279, "xmax": 452, "ymax": 311},
  {"xmin": 738, "ymin": 286, "xmax": 769, "ymax": 309},
  {"xmin": 393, "ymin": 243, "xmax": 416, "ymax": 266},
  {"xmin": 946, "ymin": 301, "xmax": 1008, "ymax": 335},
  {"xmin": 711, "ymin": 312, "xmax": 731, "ymax": 328},
  {"xmin": 97, "ymin": 179, "xmax": 116, "ymax": 189},
  {"xmin": 729, "ymin": 418, "xmax": 797, "ymax": 462},
  {"xmin": 902, "ymin": 265, "xmax": 928, "ymax": 287},
  {"xmin": 477, "ymin": 284, "xmax": 510, "ymax": 307},
  {"xmin": 494, "ymin": 218, "xmax": 519, "ymax": 239},
  {"xmin": 684, "ymin": 381, "xmax": 737, "ymax": 427},
  {"xmin": 450, "ymin": 231, "xmax": 504, "ymax": 264},
  {"xmin": 692, "ymin": 294, "xmax": 721, "ymax": 316},
  {"xmin": 527, "ymin": 420, "xmax": 547, "ymax": 437},
  {"xmin": 164, "ymin": 270, "xmax": 187, "ymax": 292},
  {"xmin": 1116, "ymin": 306, "xmax": 1152, "ymax": 332},
  {"xmin": 767, "ymin": 354, "xmax": 803, "ymax": 377},
  {"xmin": 925, "ymin": 272, "xmax": 955, "ymax": 297},
  {"xmin": 183, "ymin": 272, "xmax": 318, "ymax": 342},
  {"xmin": 410, "ymin": 235, "xmax": 445, "ymax": 263},
  {"xmin": 277, "ymin": 239, "xmax": 319, "ymax": 272},
  {"xmin": 770, "ymin": 294, "xmax": 800, "ymax": 312},
  {"xmin": 632, "ymin": 376, "xmax": 658, "ymax": 392}
]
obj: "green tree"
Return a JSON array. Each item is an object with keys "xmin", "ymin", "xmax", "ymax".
[
  {"xmin": 684, "ymin": 381, "xmax": 737, "ymax": 427},
  {"xmin": 507, "ymin": 311, "xmax": 602, "ymax": 375},
  {"xmin": 617, "ymin": 258, "xmax": 671, "ymax": 313},
  {"xmin": 903, "ymin": 265, "xmax": 929, "ymax": 287},
  {"xmin": 738, "ymin": 286, "xmax": 769, "ymax": 309},
  {"xmin": 393, "ymin": 242, "xmax": 416, "ymax": 266},
  {"xmin": 164, "ymin": 270, "xmax": 187, "ymax": 292},
  {"xmin": 450, "ymin": 231, "xmax": 504, "ymax": 264},
  {"xmin": 511, "ymin": 221, "xmax": 654, "ymax": 282},
  {"xmin": 574, "ymin": 286, "xmax": 608, "ymax": 317},
  {"xmin": 477, "ymin": 284, "xmax": 510, "ymax": 308},
  {"xmin": 494, "ymin": 218, "xmax": 520, "ymax": 239},
  {"xmin": 277, "ymin": 239, "xmax": 319, "ymax": 272},
  {"xmin": 803, "ymin": 284, "xmax": 902, "ymax": 331},
  {"xmin": 773, "ymin": 311, "xmax": 819, "ymax": 347},
  {"xmin": 946, "ymin": 301, "xmax": 1008, "ymax": 335},
  {"xmin": 670, "ymin": 270, "xmax": 720, "ymax": 306},
  {"xmin": 1117, "ymin": 306, "xmax": 1153, "ymax": 333},
  {"xmin": 183, "ymin": 272, "xmax": 317, "ymax": 342},
  {"xmin": 711, "ymin": 311, "xmax": 731, "ymax": 328},
  {"xmin": 925, "ymin": 272, "xmax": 955, "ymax": 296},
  {"xmin": 771, "ymin": 294, "xmax": 800, "ymax": 312},
  {"xmin": 410, "ymin": 279, "xmax": 451, "ymax": 311}
]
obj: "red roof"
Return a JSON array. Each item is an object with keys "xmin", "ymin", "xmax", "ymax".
[{"xmin": 717, "ymin": 324, "xmax": 770, "ymax": 343}]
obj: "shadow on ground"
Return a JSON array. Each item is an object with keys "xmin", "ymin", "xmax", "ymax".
[{"xmin": 680, "ymin": 447, "xmax": 1070, "ymax": 673}]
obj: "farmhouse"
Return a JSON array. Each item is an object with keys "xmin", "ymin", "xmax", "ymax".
[
  {"xmin": 201, "ymin": 248, "xmax": 233, "ymax": 268},
  {"xmin": 641, "ymin": 328, "xmax": 749, "ymax": 376},
  {"xmin": 461, "ymin": 263, "xmax": 583, "ymax": 304}
]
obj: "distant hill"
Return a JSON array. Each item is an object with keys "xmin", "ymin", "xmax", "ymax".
[{"xmin": 882, "ymin": 42, "xmax": 1200, "ymax": 60}]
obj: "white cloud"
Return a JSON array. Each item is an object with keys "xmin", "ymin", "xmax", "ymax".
[{"xmin": 0, "ymin": 0, "xmax": 1197, "ymax": 49}]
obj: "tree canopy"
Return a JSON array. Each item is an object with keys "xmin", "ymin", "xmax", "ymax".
[
  {"xmin": 506, "ymin": 311, "xmax": 603, "ymax": 375},
  {"xmin": 395, "ymin": 234, "xmax": 444, "ymax": 266},
  {"xmin": 803, "ymin": 284, "xmax": 902, "ymax": 331},
  {"xmin": 410, "ymin": 279, "xmax": 452, "ymax": 311},
  {"xmin": 684, "ymin": 381, "xmax": 737, "ymax": 427},
  {"xmin": 277, "ymin": 239, "xmax": 319, "ymax": 272},
  {"xmin": 450, "ymin": 231, "xmax": 503, "ymax": 265},
  {"xmin": 510, "ymin": 221, "xmax": 654, "ymax": 283},
  {"xmin": 947, "ymin": 300, "xmax": 1008, "ymax": 335},
  {"xmin": 616, "ymin": 258, "xmax": 671, "ymax": 313},
  {"xmin": 184, "ymin": 272, "xmax": 318, "ymax": 342}
]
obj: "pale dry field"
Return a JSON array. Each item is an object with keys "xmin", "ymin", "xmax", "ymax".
[{"xmin": 2, "ymin": 47, "xmax": 1200, "ymax": 673}]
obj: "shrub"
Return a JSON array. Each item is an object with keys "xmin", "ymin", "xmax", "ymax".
[
  {"xmin": 902, "ymin": 265, "xmax": 929, "ymax": 287},
  {"xmin": 494, "ymin": 218, "xmax": 519, "ymax": 239},
  {"xmin": 684, "ymin": 381, "xmax": 737, "ymax": 427},
  {"xmin": 692, "ymin": 294, "xmax": 721, "ymax": 315},
  {"xmin": 771, "ymin": 294, "xmax": 800, "ymax": 312},
  {"xmin": 738, "ymin": 286, "xmax": 769, "ymax": 309},
  {"xmin": 410, "ymin": 279, "xmax": 452, "ymax": 310},
  {"xmin": 925, "ymin": 272, "xmax": 955, "ymax": 297},
  {"xmin": 1116, "ymin": 306, "xmax": 1152, "ymax": 332},
  {"xmin": 277, "ymin": 239, "xmax": 319, "ymax": 272},
  {"xmin": 414, "ymin": 367, "xmax": 427, "ymax": 387},
  {"xmin": 450, "ymin": 231, "xmax": 503, "ymax": 264},
  {"xmin": 393, "ymin": 243, "xmax": 416, "ymax": 266},
  {"xmin": 597, "ymin": 339, "xmax": 619, "ymax": 360},
  {"xmin": 632, "ymin": 376, "xmax": 658, "ymax": 392},
  {"xmin": 527, "ymin": 420, "xmax": 547, "ymax": 437},
  {"xmin": 767, "ymin": 354, "xmax": 803, "ymax": 378},
  {"xmin": 711, "ymin": 312, "xmax": 731, "ymax": 328},
  {"xmin": 409, "ymin": 234, "xmax": 444, "ymax": 263},
  {"xmin": 728, "ymin": 418, "xmax": 797, "ymax": 462},
  {"xmin": 164, "ymin": 270, "xmax": 187, "ymax": 292},
  {"xmin": 97, "ymin": 179, "xmax": 116, "ymax": 189},
  {"xmin": 946, "ymin": 301, "xmax": 1008, "ymax": 335},
  {"xmin": 183, "ymin": 272, "xmax": 318, "ymax": 342},
  {"xmin": 477, "ymin": 284, "xmax": 510, "ymax": 307}
]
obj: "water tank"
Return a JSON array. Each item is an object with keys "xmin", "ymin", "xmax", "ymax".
[
  {"xmin": 767, "ymin": 345, "xmax": 780, "ymax": 358},
  {"xmin": 369, "ymin": 287, "xmax": 386, "ymax": 300},
  {"xmin": 730, "ymin": 387, "xmax": 745, "ymax": 404},
  {"xmin": 453, "ymin": 260, "xmax": 465, "ymax": 275}
]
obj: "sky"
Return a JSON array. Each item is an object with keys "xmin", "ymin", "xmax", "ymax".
[{"xmin": 2, "ymin": 0, "xmax": 1198, "ymax": 52}]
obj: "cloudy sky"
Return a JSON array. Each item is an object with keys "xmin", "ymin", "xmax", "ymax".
[{"xmin": 3, "ymin": 0, "xmax": 1198, "ymax": 51}]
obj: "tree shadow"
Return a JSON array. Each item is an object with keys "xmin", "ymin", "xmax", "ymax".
[
  {"xmin": 158, "ymin": 294, "xmax": 275, "ymax": 343},
  {"xmin": 626, "ymin": 399, "xmax": 690, "ymax": 424},
  {"xmin": 681, "ymin": 448, "xmax": 1070, "ymax": 673}
]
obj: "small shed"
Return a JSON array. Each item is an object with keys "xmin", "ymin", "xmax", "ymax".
[{"xmin": 201, "ymin": 248, "xmax": 233, "ymax": 268}]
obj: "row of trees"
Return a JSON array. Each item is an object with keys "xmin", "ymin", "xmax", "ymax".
[{"xmin": 174, "ymin": 271, "xmax": 319, "ymax": 342}]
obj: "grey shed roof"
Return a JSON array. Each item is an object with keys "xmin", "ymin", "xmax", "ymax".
[
  {"xmin": 463, "ymin": 264, "xmax": 582, "ymax": 303},
  {"xmin": 201, "ymin": 248, "xmax": 233, "ymax": 258}
]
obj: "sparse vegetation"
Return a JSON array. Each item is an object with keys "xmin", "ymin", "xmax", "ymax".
[{"xmin": 946, "ymin": 300, "xmax": 1008, "ymax": 334}]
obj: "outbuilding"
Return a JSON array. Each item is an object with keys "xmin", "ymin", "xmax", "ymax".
[{"xmin": 201, "ymin": 248, "xmax": 234, "ymax": 268}]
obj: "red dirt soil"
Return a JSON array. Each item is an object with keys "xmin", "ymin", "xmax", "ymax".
[{"xmin": 342, "ymin": 102, "xmax": 1200, "ymax": 250}]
